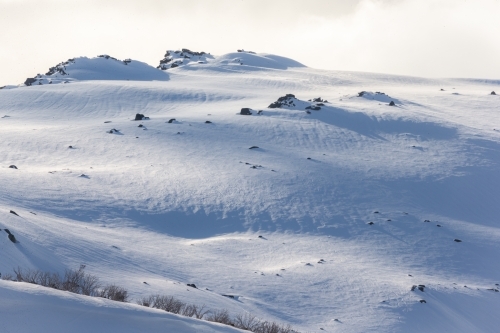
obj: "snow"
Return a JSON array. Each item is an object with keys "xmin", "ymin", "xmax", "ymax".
[
  {"xmin": 0, "ymin": 280, "xmax": 243, "ymax": 333},
  {"xmin": 0, "ymin": 50, "xmax": 499, "ymax": 332}
]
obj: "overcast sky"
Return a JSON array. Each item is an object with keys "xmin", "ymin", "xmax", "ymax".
[{"xmin": 1, "ymin": 0, "xmax": 499, "ymax": 86}]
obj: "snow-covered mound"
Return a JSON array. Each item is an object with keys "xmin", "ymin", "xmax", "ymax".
[
  {"xmin": 213, "ymin": 52, "xmax": 305, "ymax": 70},
  {"xmin": 357, "ymin": 90, "xmax": 401, "ymax": 104},
  {"xmin": 0, "ymin": 280, "xmax": 242, "ymax": 333},
  {"xmin": 157, "ymin": 49, "xmax": 305, "ymax": 70},
  {"xmin": 157, "ymin": 48, "xmax": 215, "ymax": 70},
  {"xmin": 23, "ymin": 55, "xmax": 168, "ymax": 86}
]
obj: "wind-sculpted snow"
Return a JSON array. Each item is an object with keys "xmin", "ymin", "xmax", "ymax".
[{"xmin": 1, "ymin": 57, "xmax": 500, "ymax": 333}]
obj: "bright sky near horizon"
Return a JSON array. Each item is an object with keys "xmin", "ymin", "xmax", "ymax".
[{"xmin": 1, "ymin": 0, "xmax": 499, "ymax": 86}]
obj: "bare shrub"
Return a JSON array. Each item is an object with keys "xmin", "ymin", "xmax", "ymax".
[
  {"xmin": 254, "ymin": 321, "xmax": 294, "ymax": 333},
  {"xmin": 192, "ymin": 304, "xmax": 210, "ymax": 319},
  {"xmin": 61, "ymin": 265, "xmax": 86, "ymax": 293},
  {"xmin": 234, "ymin": 313, "xmax": 261, "ymax": 331},
  {"xmin": 13, "ymin": 267, "xmax": 40, "ymax": 284},
  {"xmin": 37, "ymin": 271, "xmax": 62, "ymax": 289},
  {"xmin": 1, "ymin": 273, "xmax": 14, "ymax": 281},
  {"xmin": 12, "ymin": 265, "xmax": 101, "ymax": 296},
  {"xmin": 80, "ymin": 273, "xmax": 101, "ymax": 296},
  {"xmin": 99, "ymin": 284, "xmax": 129, "ymax": 302},
  {"xmin": 153, "ymin": 295, "xmax": 185, "ymax": 314},
  {"xmin": 181, "ymin": 304, "xmax": 197, "ymax": 317},
  {"xmin": 137, "ymin": 295, "xmax": 156, "ymax": 307},
  {"xmin": 207, "ymin": 309, "xmax": 233, "ymax": 326}
]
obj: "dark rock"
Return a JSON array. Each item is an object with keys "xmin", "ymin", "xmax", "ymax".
[
  {"xmin": 8, "ymin": 234, "xmax": 16, "ymax": 243},
  {"xmin": 316, "ymin": 103, "xmax": 325, "ymax": 106},
  {"xmin": 374, "ymin": 211, "xmax": 379, "ymax": 214},
  {"xmin": 104, "ymin": 121, "xmax": 111, "ymax": 123},
  {"xmin": 491, "ymin": 91, "xmax": 497, "ymax": 95},
  {"xmin": 168, "ymin": 119, "xmax": 176, "ymax": 123},
  {"xmin": 437, "ymin": 224, "xmax": 442, "ymax": 227},
  {"xmin": 418, "ymin": 285, "xmax": 425, "ymax": 292},
  {"xmin": 24, "ymin": 78, "xmax": 37, "ymax": 86},
  {"xmin": 440, "ymin": 89, "xmax": 445, "ymax": 91},
  {"xmin": 307, "ymin": 157, "xmax": 311, "ymax": 160},
  {"xmin": 419, "ymin": 299, "xmax": 426, "ymax": 303},
  {"xmin": 257, "ymin": 110, "xmax": 263, "ymax": 115},
  {"xmin": 240, "ymin": 108, "xmax": 252, "ymax": 115},
  {"xmin": 9, "ymin": 165, "xmax": 18, "ymax": 169},
  {"xmin": 411, "ymin": 285, "xmax": 417, "ymax": 291},
  {"xmin": 424, "ymin": 220, "xmax": 430, "ymax": 222},
  {"xmin": 454, "ymin": 239, "xmax": 462, "ymax": 242},
  {"xmin": 205, "ymin": 121, "xmax": 212, "ymax": 124},
  {"xmin": 358, "ymin": 91, "xmax": 366, "ymax": 97},
  {"xmin": 389, "ymin": 101, "xmax": 395, "ymax": 106},
  {"xmin": 249, "ymin": 146, "xmax": 259, "ymax": 149},
  {"xmin": 268, "ymin": 94, "xmax": 296, "ymax": 108},
  {"xmin": 258, "ymin": 235, "xmax": 263, "ymax": 238},
  {"xmin": 187, "ymin": 283, "xmax": 197, "ymax": 289},
  {"xmin": 367, "ymin": 222, "xmax": 374, "ymax": 225},
  {"xmin": 135, "ymin": 113, "xmax": 145, "ymax": 121},
  {"xmin": 306, "ymin": 110, "xmax": 311, "ymax": 114},
  {"xmin": 222, "ymin": 294, "xmax": 235, "ymax": 299},
  {"xmin": 138, "ymin": 124, "xmax": 143, "ymax": 128},
  {"xmin": 4, "ymin": 229, "xmax": 11, "ymax": 235},
  {"xmin": 10, "ymin": 210, "xmax": 19, "ymax": 216}
]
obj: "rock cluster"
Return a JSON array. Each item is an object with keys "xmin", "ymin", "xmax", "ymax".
[{"xmin": 157, "ymin": 48, "xmax": 212, "ymax": 70}]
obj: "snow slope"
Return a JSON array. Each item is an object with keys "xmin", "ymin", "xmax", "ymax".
[
  {"xmin": 0, "ymin": 280, "xmax": 243, "ymax": 333},
  {"xmin": 0, "ymin": 51, "xmax": 499, "ymax": 332}
]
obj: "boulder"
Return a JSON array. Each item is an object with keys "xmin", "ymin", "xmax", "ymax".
[
  {"xmin": 205, "ymin": 121, "xmax": 212, "ymax": 124},
  {"xmin": 10, "ymin": 210, "xmax": 19, "ymax": 216},
  {"xmin": 135, "ymin": 113, "xmax": 145, "ymax": 121},
  {"xmin": 389, "ymin": 101, "xmax": 396, "ymax": 106},
  {"xmin": 491, "ymin": 91, "xmax": 497, "ymax": 95},
  {"xmin": 240, "ymin": 108, "xmax": 252, "ymax": 115},
  {"xmin": 24, "ymin": 78, "xmax": 37, "ymax": 86},
  {"xmin": 9, "ymin": 165, "xmax": 18, "ymax": 169},
  {"xmin": 187, "ymin": 283, "xmax": 197, "ymax": 289},
  {"xmin": 8, "ymin": 234, "xmax": 16, "ymax": 243},
  {"xmin": 168, "ymin": 119, "xmax": 176, "ymax": 123}
]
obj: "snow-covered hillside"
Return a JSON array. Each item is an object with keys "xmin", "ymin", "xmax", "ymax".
[{"xmin": 0, "ymin": 50, "xmax": 499, "ymax": 333}]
